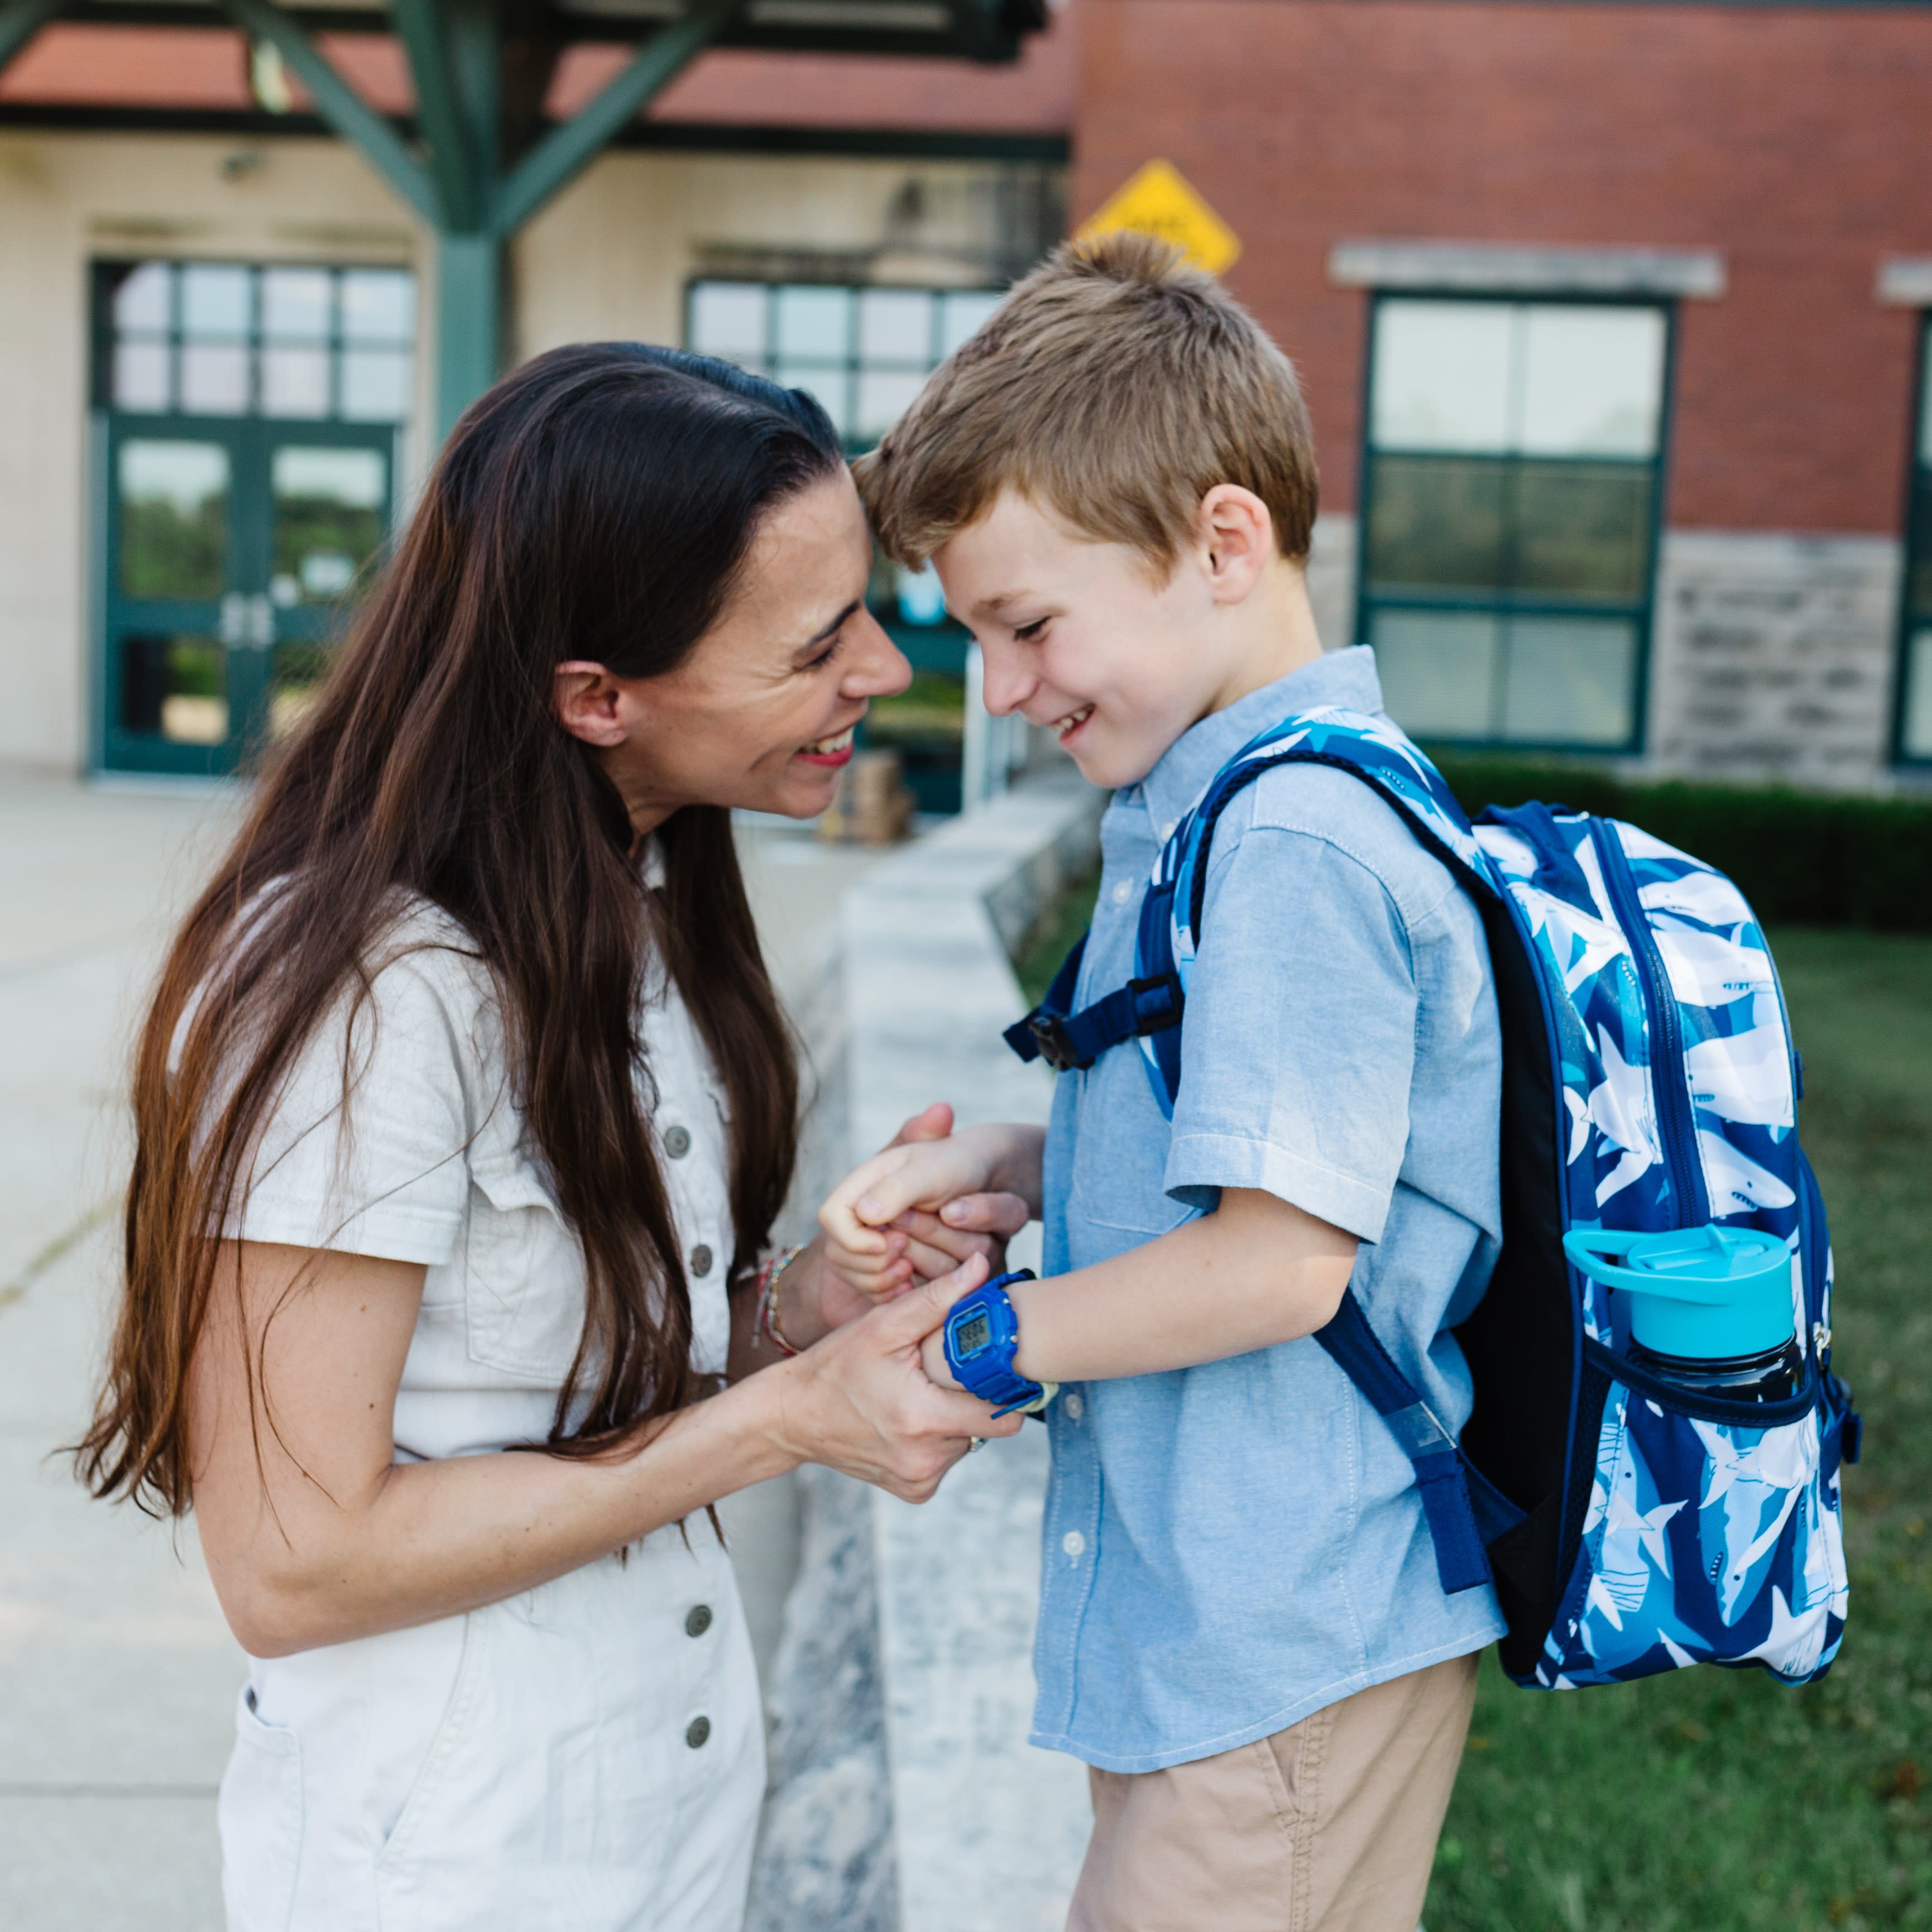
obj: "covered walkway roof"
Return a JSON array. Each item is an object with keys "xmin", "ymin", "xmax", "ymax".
[{"xmin": 0, "ymin": 0, "xmax": 1051, "ymax": 429}]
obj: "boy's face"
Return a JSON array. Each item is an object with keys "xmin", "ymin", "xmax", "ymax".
[{"xmin": 932, "ymin": 490, "xmax": 1239, "ymax": 790}]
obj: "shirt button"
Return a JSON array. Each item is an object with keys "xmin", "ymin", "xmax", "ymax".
[
  {"xmin": 1110, "ymin": 880, "xmax": 1133, "ymax": 905},
  {"xmin": 664, "ymin": 1125, "xmax": 691, "ymax": 1159},
  {"xmin": 685, "ymin": 1604, "xmax": 713, "ymax": 1638},
  {"xmin": 689, "ymin": 1244, "xmax": 713, "ymax": 1278},
  {"xmin": 1159, "ymin": 820, "xmax": 1177, "ymax": 841},
  {"xmin": 1062, "ymin": 1530, "xmax": 1086, "ymax": 1560},
  {"xmin": 1063, "ymin": 1392, "xmax": 1084, "ymax": 1422},
  {"xmin": 685, "ymin": 1716, "xmax": 711, "ymax": 1749}
]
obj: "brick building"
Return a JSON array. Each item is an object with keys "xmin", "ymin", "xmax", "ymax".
[
  {"xmin": 1076, "ymin": 0, "xmax": 1932, "ymax": 789},
  {"xmin": 2, "ymin": 0, "xmax": 1929, "ymax": 790}
]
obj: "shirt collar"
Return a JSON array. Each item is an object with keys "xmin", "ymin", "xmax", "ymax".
[{"xmin": 1129, "ymin": 645, "xmax": 1387, "ymax": 839}]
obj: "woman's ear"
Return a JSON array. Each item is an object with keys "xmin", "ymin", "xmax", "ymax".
[
  {"xmin": 553, "ymin": 661, "xmax": 632, "ymax": 749},
  {"xmin": 1195, "ymin": 485, "xmax": 1276, "ymax": 606}
]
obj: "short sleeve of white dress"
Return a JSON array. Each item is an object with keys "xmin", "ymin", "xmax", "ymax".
[{"xmin": 234, "ymin": 947, "xmax": 474, "ymax": 1266}]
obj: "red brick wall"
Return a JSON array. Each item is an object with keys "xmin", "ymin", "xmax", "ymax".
[{"xmin": 1075, "ymin": 0, "xmax": 1932, "ymax": 533}]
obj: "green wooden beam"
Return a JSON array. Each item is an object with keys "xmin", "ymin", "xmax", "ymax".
[
  {"xmin": 215, "ymin": 0, "xmax": 441, "ymax": 227},
  {"xmin": 489, "ymin": 0, "xmax": 739, "ymax": 236},
  {"xmin": 436, "ymin": 228, "xmax": 500, "ymax": 438},
  {"xmin": 391, "ymin": 0, "xmax": 481, "ymax": 228},
  {"xmin": 0, "ymin": 0, "xmax": 65, "ymax": 75}
]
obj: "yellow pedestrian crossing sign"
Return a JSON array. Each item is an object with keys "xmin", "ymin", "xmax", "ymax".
[{"xmin": 1076, "ymin": 160, "xmax": 1242, "ymax": 277}]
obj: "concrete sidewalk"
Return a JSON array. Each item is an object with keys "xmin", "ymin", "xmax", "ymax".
[{"xmin": 0, "ymin": 774, "xmax": 878, "ymax": 1931}]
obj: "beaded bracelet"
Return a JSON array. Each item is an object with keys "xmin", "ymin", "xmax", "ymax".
[{"xmin": 755, "ymin": 1243, "xmax": 808, "ymax": 1358}]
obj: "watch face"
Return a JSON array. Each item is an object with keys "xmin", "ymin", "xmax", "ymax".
[{"xmin": 953, "ymin": 1311, "xmax": 993, "ymax": 1358}]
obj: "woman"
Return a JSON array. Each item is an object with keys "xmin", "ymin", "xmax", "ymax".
[{"xmin": 78, "ymin": 344, "xmax": 1019, "ymax": 1931}]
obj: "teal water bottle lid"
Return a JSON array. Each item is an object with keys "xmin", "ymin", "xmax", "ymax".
[{"xmin": 1562, "ymin": 1225, "xmax": 1795, "ymax": 1360}]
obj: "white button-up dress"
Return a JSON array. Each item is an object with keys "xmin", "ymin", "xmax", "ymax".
[{"xmin": 216, "ymin": 894, "xmax": 764, "ymax": 1932}]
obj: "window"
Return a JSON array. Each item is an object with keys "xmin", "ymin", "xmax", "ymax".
[
  {"xmin": 686, "ymin": 280, "xmax": 1004, "ymax": 448},
  {"xmin": 1356, "ymin": 296, "xmax": 1671, "ymax": 751},
  {"xmin": 685, "ymin": 278, "xmax": 1011, "ymax": 814},
  {"xmin": 100, "ymin": 261, "xmax": 415, "ymax": 423},
  {"xmin": 1896, "ymin": 319, "xmax": 1932, "ymax": 764}
]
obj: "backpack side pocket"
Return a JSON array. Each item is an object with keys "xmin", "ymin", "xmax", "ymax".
[{"xmin": 1533, "ymin": 1373, "xmax": 1847, "ymax": 1688}]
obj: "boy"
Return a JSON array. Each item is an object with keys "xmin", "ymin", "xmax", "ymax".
[{"xmin": 827, "ymin": 234, "xmax": 1504, "ymax": 1932}]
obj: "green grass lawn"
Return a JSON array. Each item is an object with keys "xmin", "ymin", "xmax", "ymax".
[
  {"xmin": 1014, "ymin": 900, "xmax": 1932, "ymax": 1928},
  {"xmin": 1426, "ymin": 928, "xmax": 1932, "ymax": 1932}
]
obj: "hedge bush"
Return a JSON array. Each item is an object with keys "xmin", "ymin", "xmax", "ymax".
[{"xmin": 1426, "ymin": 751, "xmax": 1932, "ymax": 933}]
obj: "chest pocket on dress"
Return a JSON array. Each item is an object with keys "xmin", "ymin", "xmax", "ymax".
[{"xmin": 463, "ymin": 1162, "xmax": 589, "ymax": 1382}]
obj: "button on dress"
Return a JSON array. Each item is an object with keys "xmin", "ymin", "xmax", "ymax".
[{"xmin": 214, "ymin": 894, "xmax": 764, "ymax": 1932}]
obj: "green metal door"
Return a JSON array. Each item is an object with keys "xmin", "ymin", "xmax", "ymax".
[
  {"xmin": 102, "ymin": 418, "xmax": 247, "ymax": 776},
  {"xmin": 259, "ymin": 424, "xmax": 396, "ymax": 746},
  {"xmin": 100, "ymin": 417, "xmax": 395, "ymax": 776},
  {"xmin": 94, "ymin": 257, "xmax": 412, "ymax": 776}
]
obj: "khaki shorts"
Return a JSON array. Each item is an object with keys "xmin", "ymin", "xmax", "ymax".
[{"xmin": 1067, "ymin": 1651, "xmax": 1480, "ymax": 1932}]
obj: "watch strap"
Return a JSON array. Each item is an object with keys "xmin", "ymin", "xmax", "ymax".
[{"xmin": 945, "ymin": 1272, "xmax": 1052, "ymax": 1415}]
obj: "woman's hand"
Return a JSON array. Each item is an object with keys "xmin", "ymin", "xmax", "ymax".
[
  {"xmin": 818, "ymin": 1115, "xmax": 1042, "ymax": 1306},
  {"xmin": 766, "ymin": 1254, "xmax": 1020, "ymax": 1500}
]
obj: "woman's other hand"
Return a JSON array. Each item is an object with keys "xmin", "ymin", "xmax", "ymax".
[{"xmin": 770, "ymin": 1254, "xmax": 1019, "ymax": 1500}]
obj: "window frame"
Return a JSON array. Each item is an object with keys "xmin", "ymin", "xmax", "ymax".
[
  {"xmin": 680, "ymin": 276, "xmax": 1006, "ymax": 456},
  {"xmin": 1890, "ymin": 311, "xmax": 1932, "ymax": 770},
  {"xmin": 1350, "ymin": 286, "xmax": 1678, "ymax": 758},
  {"xmin": 89, "ymin": 257, "xmax": 418, "ymax": 425}
]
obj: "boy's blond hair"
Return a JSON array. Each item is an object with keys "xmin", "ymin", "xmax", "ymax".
[{"xmin": 852, "ymin": 232, "xmax": 1319, "ymax": 573}]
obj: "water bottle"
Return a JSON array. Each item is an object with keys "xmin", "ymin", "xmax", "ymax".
[
  {"xmin": 1563, "ymin": 1224, "xmax": 1802, "ymax": 1405},
  {"xmin": 1625, "ymin": 1335, "xmax": 1804, "ymax": 1404}
]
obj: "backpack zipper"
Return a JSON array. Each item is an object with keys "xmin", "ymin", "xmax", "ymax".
[{"xmin": 1588, "ymin": 821, "xmax": 1712, "ymax": 1229}]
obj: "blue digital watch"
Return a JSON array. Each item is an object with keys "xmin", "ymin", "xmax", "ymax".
[{"xmin": 943, "ymin": 1269, "xmax": 1058, "ymax": 1419}]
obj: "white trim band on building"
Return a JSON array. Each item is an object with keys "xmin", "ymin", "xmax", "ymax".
[
  {"xmin": 1876, "ymin": 257, "xmax": 1932, "ymax": 307},
  {"xmin": 1327, "ymin": 239, "xmax": 1727, "ymax": 300}
]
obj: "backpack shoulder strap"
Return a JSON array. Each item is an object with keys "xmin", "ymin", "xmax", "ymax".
[
  {"xmin": 1001, "ymin": 705, "xmax": 1523, "ymax": 1603},
  {"xmin": 1316, "ymin": 1289, "xmax": 1522, "ymax": 1595},
  {"xmin": 1003, "ymin": 707, "xmax": 1497, "ymax": 1100},
  {"xmin": 1164, "ymin": 706, "xmax": 1497, "ymax": 980}
]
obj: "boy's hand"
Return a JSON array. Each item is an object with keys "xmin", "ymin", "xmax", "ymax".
[
  {"xmin": 819, "ymin": 1116, "xmax": 1031, "ymax": 1307},
  {"xmin": 919, "ymin": 1325, "xmax": 963, "ymax": 1392}
]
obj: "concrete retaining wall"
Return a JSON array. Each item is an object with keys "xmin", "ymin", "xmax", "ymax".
[{"xmin": 747, "ymin": 770, "xmax": 1104, "ymax": 1932}]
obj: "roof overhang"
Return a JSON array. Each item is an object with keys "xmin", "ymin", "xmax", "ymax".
[{"xmin": 46, "ymin": 0, "xmax": 1044, "ymax": 61}]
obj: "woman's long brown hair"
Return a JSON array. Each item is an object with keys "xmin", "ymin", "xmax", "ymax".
[{"xmin": 79, "ymin": 343, "xmax": 842, "ymax": 1515}]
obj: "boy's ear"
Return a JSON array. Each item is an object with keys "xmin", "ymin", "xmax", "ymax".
[
  {"xmin": 553, "ymin": 661, "xmax": 634, "ymax": 749},
  {"xmin": 1194, "ymin": 485, "xmax": 1275, "ymax": 606}
]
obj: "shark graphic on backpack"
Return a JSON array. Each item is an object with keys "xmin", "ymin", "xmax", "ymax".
[{"xmin": 1009, "ymin": 706, "xmax": 1859, "ymax": 1690}]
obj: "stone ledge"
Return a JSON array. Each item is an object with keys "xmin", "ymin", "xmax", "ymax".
[
  {"xmin": 1329, "ymin": 238, "xmax": 1725, "ymax": 299},
  {"xmin": 751, "ymin": 771, "xmax": 1105, "ymax": 1932}
]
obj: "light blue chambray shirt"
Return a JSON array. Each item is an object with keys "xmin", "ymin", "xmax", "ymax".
[{"xmin": 1032, "ymin": 645, "xmax": 1507, "ymax": 1775}]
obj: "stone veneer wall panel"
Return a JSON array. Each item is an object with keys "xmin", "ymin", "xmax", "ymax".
[{"xmin": 1645, "ymin": 530, "xmax": 1905, "ymax": 790}]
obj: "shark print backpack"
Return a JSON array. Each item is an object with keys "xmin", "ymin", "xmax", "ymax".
[{"xmin": 1008, "ymin": 706, "xmax": 1858, "ymax": 1690}]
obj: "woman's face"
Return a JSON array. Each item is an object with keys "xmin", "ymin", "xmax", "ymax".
[{"xmin": 557, "ymin": 469, "xmax": 910, "ymax": 830}]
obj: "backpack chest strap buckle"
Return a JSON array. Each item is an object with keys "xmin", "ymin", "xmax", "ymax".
[{"xmin": 1004, "ymin": 971, "xmax": 1185, "ymax": 1075}]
